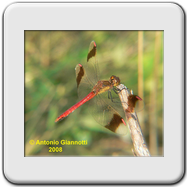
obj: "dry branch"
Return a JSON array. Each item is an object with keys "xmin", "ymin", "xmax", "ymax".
[{"xmin": 117, "ymin": 84, "xmax": 150, "ymax": 156}]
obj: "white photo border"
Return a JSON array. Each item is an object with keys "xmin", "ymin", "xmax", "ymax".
[{"xmin": 3, "ymin": 2, "xmax": 184, "ymax": 184}]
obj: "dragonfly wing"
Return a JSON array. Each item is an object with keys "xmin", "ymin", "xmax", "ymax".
[
  {"xmin": 75, "ymin": 41, "xmax": 99, "ymax": 100},
  {"xmin": 89, "ymin": 92, "xmax": 128, "ymax": 135},
  {"xmin": 75, "ymin": 64, "xmax": 93, "ymax": 100},
  {"xmin": 85, "ymin": 41, "xmax": 100, "ymax": 85}
]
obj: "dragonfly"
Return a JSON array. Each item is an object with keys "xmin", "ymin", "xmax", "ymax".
[{"xmin": 55, "ymin": 41, "xmax": 142, "ymax": 135}]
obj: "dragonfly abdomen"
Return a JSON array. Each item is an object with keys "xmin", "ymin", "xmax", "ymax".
[{"xmin": 55, "ymin": 91, "xmax": 96, "ymax": 122}]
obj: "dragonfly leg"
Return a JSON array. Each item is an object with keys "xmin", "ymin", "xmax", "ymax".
[
  {"xmin": 113, "ymin": 87, "xmax": 121, "ymax": 94},
  {"xmin": 108, "ymin": 90, "xmax": 122, "ymax": 103},
  {"xmin": 114, "ymin": 86, "xmax": 128, "ymax": 94},
  {"xmin": 108, "ymin": 91, "xmax": 113, "ymax": 100}
]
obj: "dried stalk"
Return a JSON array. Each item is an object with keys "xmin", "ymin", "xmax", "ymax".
[{"xmin": 117, "ymin": 84, "xmax": 150, "ymax": 156}]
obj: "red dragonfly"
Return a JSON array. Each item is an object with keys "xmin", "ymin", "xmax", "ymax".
[{"xmin": 55, "ymin": 41, "xmax": 142, "ymax": 135}]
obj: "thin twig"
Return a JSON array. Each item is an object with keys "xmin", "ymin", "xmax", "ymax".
[{"xmin": 117, "ymin": 84, "xmax": 150, "ymax": 156}]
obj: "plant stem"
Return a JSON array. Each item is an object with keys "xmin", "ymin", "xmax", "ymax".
[{"xmin": 117, "ymin": 84, "xmax": 150, "ymax": 156}]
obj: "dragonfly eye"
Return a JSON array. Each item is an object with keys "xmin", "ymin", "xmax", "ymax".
[{"xmin": 110, "ymin": 75, "xmax": 115, "ymax": 80}]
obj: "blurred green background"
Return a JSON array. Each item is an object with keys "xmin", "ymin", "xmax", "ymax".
[{"xmin": 25, "ymin": 31, "xmax": 163, "ymax": 156}]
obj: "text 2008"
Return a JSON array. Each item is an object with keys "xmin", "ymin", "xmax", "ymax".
[{"xmin": 49, "ymin": 147, "xmax": 62, "ymax": 152}]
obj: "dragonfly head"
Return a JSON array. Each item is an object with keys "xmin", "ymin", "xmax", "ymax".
[{"xmin": 110, "ymin": 75, "xmax": 120, "ymax": 86}]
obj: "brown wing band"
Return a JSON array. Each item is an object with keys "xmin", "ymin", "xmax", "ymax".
[
  {"xmin": 87, "ymin": 41, "xmax": 97, "ymax": 62},
  {"xmin": 76, "ymin": 64, "xmax": 84, "ymax": 88},
  {"xmin": 105, "ymin": 114, "xmax": 123, "ymax": 133},
  {"xmin": 126, "ymin": 95, "xmax": 142, "ymax": 113}
]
